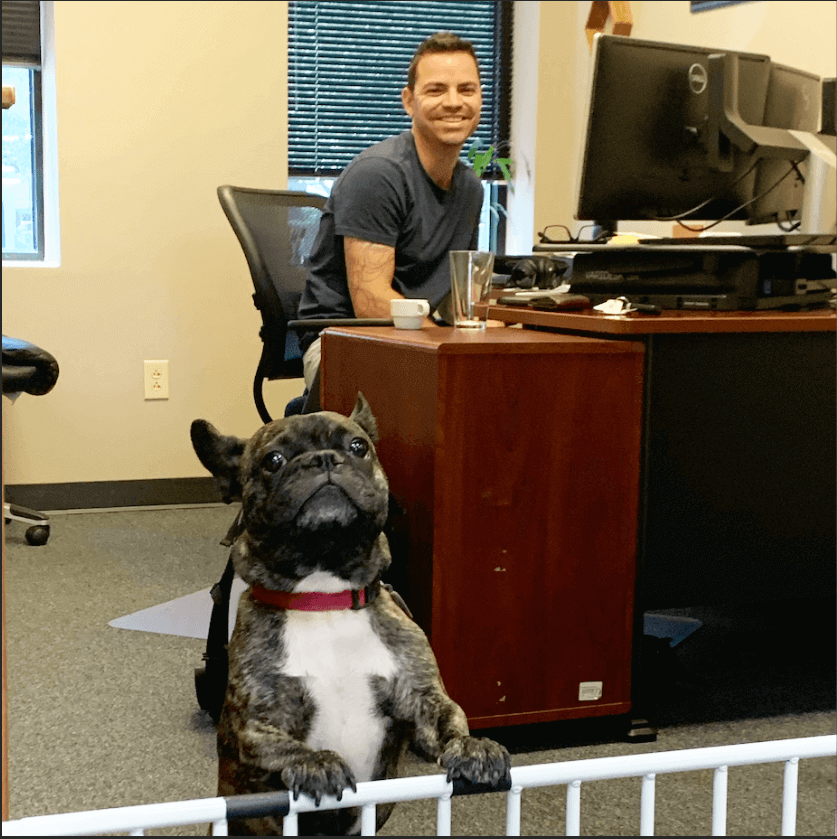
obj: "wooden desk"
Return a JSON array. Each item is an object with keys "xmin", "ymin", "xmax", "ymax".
[
  {"xmin": 489, "ymin": 306, "xmax": 837, "ymax": 609},
  {"xmin": 487, "ymin": 305, "xmax": 836, "ymax": 336},
  {"xmin": 320, "ymin": 327, "xmax": 646, "ymax": 728}
]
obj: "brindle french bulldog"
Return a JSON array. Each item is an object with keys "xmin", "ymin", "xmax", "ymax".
[{"xmin": 191, "ymin": 393, "xmax": 510, "ymax": 835}]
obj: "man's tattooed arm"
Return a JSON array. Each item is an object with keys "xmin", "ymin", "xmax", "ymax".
[{"xmin": 344, "ymin": 237, "xmax": 434, "ymax": 324}]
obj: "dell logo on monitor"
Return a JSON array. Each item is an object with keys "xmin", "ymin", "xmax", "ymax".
[{"xmin": 688, "ymin": 63, "xmax": 708, "ymax": 94}]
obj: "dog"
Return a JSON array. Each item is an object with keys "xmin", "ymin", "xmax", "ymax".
[{"xmin": 191, "ymin": 393, "xmax": 510, "ymax": 835}]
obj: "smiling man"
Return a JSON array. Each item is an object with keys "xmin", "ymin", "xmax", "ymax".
[{"xmin": 297, "ymin": 32, "xmax": 488, "ymax": 392}]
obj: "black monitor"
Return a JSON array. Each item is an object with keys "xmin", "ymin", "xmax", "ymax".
[
  {"xmin": 749, "ymin": 62, "xmax": 821, "ymax": 224},
  {"xmin": 574, "ymin": 34, "xmax": 817, "ymax": 229}
]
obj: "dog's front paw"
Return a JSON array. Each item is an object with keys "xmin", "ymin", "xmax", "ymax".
[
  {"xmin": 439, "ymin": 736, "xmax": 511, "ymax": 788},
  {"xmin": 279, "ymin": 750, "xmax": 357, "ymax": 805}
]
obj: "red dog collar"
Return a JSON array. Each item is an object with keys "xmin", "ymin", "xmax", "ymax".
[{"xmin": 250, "ymin": 583, "xmax": 377, "ymax": 611}]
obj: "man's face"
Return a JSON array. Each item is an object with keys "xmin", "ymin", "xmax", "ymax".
[{"xmin": 402, "ymin": 51, "xmax": 482, "ymax": 150}]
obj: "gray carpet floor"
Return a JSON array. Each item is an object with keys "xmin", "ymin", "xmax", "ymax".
[{"xmin": 4, "ymin": 505, "xmax": 835, "ymax": 836}]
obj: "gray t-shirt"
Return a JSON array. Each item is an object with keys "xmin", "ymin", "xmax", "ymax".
[{"xmin": 297, "ymin": 130, "xmax": 484, "ymax": 325}]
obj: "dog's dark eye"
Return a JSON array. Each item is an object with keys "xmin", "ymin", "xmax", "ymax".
[
  {"xmin": 261, "ymin": 451, "xmax": 285, "ymax": 473},
  {"xmin": 349, "ymin": 437, "xmax": 369, "ymax": 457}
]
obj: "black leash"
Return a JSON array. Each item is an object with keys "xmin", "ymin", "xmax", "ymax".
[{"xmin": 194, "ymin": 509, "xmax": 243, "ymax": 723}]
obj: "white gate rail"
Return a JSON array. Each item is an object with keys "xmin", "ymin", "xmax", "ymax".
[{"xmin": 3, "ymin": 735, "xmax": 834, "ymax": 836}]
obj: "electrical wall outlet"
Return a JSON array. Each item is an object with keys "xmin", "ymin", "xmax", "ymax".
[{"xmin": 144, "ymin": 360, "xmax": 169, "ymax": 400}]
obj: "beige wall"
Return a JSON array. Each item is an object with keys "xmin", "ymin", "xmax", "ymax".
[
  {"xmin": 3, "ymin": 1, "xmax": 296, "ymax": 486},
  {"xmin": 631, "ymin": 0, "xmax": 837, "ymax": 75},
  {"xmin": 3, "ymin": 0, "xmax": 836, "ymax": 489}
]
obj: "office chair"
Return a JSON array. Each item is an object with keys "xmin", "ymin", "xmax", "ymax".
[
  {"xmin": 2, "ymin": 335, "xmax": 60, "ymax": 545},
  {"xmin": 217, "ymin": 185, "xmax": 325, "ymax": 421},
  {"xmin": 217, "ymin": 185, "xmax": 392, "ymax": 422}
]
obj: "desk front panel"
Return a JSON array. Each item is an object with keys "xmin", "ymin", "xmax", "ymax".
[
  {"xmin": 639, "ymin": 329, "xmax": 837, "ymax": 607},
  {"xmin": 476, "ymin": 311, "xmax": 837, "ymax": 609},
  {"xmin": 321, "ymin": 327, "xmax": 646, "ymax": 728}
]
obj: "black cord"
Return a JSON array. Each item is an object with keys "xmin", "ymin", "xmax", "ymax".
[
  {"xmin": 653, "ymin": 158, "xmax": 761, "ymax": 223},
  {"xmin": 776, "ymin": 216, "xmax": 802, "ymax": 232},
  {"xmin": 543, "ymin": 161, "xmax": 806, "ymax": 240},
  {"xmin": 672, "ymin": 162, "xmax": 802, "ymax": 234}
]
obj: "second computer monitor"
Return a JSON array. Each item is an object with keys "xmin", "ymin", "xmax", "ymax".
[{"xmin": 748, "ymin": 62, "xmax": 821, "ymax": 225}]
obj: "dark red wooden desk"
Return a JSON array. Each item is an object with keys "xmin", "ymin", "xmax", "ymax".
[
  {"xmin": 320, "ymin": 327, "xmax": 645, "ymax": 728},
  {"xmin": 488, "ymin": 306, "xmax": 837, "ymax": 609},
  {"xmin": 486, "ymin": 305, "xmax": 836, "ymax": 336}
]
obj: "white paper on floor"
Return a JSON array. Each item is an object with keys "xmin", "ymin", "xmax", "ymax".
[
  {"xmin": 109, "ymin": 576, "xmax": 248, "ymax": 640},
  {"xmin": 644, "ymin": 613, "xmax": 703, "ymax": 647}
]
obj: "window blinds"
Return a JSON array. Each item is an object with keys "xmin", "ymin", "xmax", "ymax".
[
  {"xmin": 2, "ymin": 0, "xmax": 41, "ymax": 66},
  {"xmin": 288, "ymin": 0, "xmax": 512, "ymax": 176}
]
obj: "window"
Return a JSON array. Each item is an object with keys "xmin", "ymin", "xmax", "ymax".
[
  {"xmin": 2, "ymin": 0, "xmax": 44, "ymax": 261},
  {"xmin": 287, "ymin": 0, "xmax": 512, "ymax": 252}
]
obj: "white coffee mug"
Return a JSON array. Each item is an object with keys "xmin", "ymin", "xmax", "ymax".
[{"xmin": 391, "ymin": 298, "xmax": 430, "ymax": 329}]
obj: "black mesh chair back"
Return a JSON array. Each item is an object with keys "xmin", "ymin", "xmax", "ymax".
[{"xmin": 217, "ymin": 186, "xmax": 326, "ymax": 422}]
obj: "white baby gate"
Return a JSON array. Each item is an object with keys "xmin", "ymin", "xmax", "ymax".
[{"xmin": 2, "ymin": 735, "xmax": 834, "ymax": 836}]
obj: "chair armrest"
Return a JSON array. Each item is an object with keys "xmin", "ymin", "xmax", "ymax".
[
  {"xmin": 2, "ymin": 364, "xmax": 39, "ymax": 394},
  {"xmin": 287, "ymin": 318, "xmax": 393, "ymax": 334},
  {"xmin": 2, "ymin": 335, "xmax": 60, "ymax": 395}
]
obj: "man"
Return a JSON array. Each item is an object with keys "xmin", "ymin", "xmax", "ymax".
[{"xmin": 297, "ymin": 31, "xmax": 488, "ymax": 390}]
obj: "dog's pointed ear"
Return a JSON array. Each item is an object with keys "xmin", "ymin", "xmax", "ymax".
[
  {"xmin": 190, "ymin": 419, "xmax": 246, "ymax": 503},
  {"xmin": 349, "ymin": 392, "xmax": 378, "ymax": 442}
]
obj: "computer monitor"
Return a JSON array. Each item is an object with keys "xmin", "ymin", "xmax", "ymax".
[
  {"xmin": 574, "ymin": 34, "xmax": 818, "ymax": 229},
  {"xmin": 749, "ymin": 63, "xmax": 821, "ymax": 225}
]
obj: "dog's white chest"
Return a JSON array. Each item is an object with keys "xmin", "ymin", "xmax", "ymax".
[{"xmin": 280, "ymin": 609, "xmax": 398, "ymax": 783}]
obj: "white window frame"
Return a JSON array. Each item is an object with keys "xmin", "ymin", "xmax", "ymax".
[{"xmin": 3, "ymin": 0, "xmax": 60, "ymax": 267}]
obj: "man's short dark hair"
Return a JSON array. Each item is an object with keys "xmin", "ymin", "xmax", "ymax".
[{"xmin": 406, "ymin": 31, "xmax": 481, "ymax": 90}]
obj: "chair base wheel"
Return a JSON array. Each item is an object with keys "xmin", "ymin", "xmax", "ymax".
[
  {"xmin": 623, "ymin": 717, "xmax": 658, "ymax": 743},
  {"xmin": 26, "ymin": 525, "xmax": 50, "ymax": 546}
]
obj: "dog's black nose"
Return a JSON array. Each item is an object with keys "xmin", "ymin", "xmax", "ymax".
[{"xmin": 302, "ymin": 450, "xmax": 343, "ymax": 472}]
